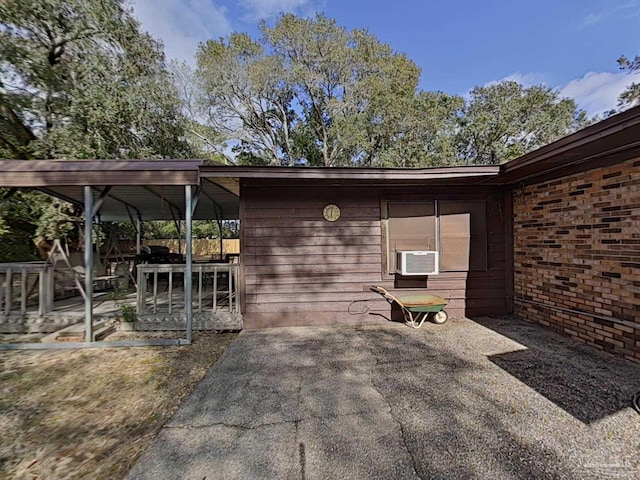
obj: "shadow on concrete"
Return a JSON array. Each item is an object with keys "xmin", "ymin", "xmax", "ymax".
[
  {"xmin": 358, "ymin": 324, "xmax": 582, "ymax": 479},
  {"xmin": 128, "ymin": 322, "xmax": 640, "ymax": 479},
  {"xmin": 472, "ymin": 316, "xmax": 640, "ymax": 424}
]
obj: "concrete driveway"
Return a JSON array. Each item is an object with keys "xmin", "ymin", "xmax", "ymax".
[{"xmin": 127, "ymin": 318, "xmax": 640, "ymax": 480}]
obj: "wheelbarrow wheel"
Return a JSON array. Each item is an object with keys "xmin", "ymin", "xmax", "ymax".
[{"xmin": 432, "ymin": 310, "xmax": 448, "ymax": 324}]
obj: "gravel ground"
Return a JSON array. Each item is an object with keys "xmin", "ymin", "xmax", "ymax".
[{"xmin": 128, "ymin": 317, "xmax": 640, "ymax": 480}]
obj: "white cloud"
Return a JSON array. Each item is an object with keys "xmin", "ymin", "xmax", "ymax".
[
  {"xmin": 238, "ymin": 0, "xmax": 325, "ymax": 21},
  {"xmin": 572, "ymin": 1, "xmax": 640, "ymax": 30},
  {"xmin": 460, "ymin": 71, "xmax": 547, "ymax": 101},
  {"xmin": 481, "ymin": 70, "xmax": 637, "ymax": 117},
  {"xmin": 582, "ymin": 12, "xmax": 604, "ymax": 27},
  {"xmin": 131, "ymin": 0, "xmax": 233, "ymax": 64},
  {"xmin": 559, "ymin": 71, "xmax": 637, "ymax": 116},
  {"xmin": 487, "ymin": 71, "xmax": 547, "ymax": 88}
]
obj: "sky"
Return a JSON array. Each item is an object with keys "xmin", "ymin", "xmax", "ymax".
[{"xmin": 130, "ymin": 0, "xmax": 640, "ymax": 116}]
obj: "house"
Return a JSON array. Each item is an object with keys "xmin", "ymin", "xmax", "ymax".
[{"xmin": 0, "ymin": 106, "xmax": 638, "ymax": 362}]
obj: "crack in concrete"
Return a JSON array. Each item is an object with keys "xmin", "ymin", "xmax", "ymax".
[
  {"xmin": 355, "ymin": 328, "xmax": 425, "ymax": 480},
  {"xmin": 287, "ymin": 375, "xmax": 305, "ymax": 480},
  {"xmin": 164, "ymin": 409, "xmax": 379, "ymax": 432}
]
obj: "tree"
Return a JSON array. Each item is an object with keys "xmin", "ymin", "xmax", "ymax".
[
  {"xmin": 617, "ymin": 54, "xmax": 640, "ymax": 108},
  {"xmin": 170, "ymin": 61, "xmax": 228, "ymax": 163},
  {"xmin": 456, "ymin": 81, "xmax": 586, "ymax": 165},
  {"xmin": 0, "ymin": 0, "xmax": 195, "ymax": 260},
  {"xmin": 195, "ymin": 14, "xmax": 589, "ymax": 168},
  {"xmin": 195, "ymin": 14, "xmax": 424, "ymax": 166},
  {"xmin": 0, "ymin": 0, "xmax": 193, "ymax": 160},
  {"xmin": 375, "ymin": 91, "xmax": 465, "ymax": 167},
  {"xmin": 262, "ymin": 14, "xmax": 424, "ymax": 166},
  {"xmin": 196, "ymin": 32, "xmax": 295, "ymax": 165}
]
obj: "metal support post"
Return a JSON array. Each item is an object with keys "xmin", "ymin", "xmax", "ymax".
[
  {"xmin": 136, "ymin": 216, "xmax": 142, "ymax": 255},
  {"xmin": 184, "ymin": 185, "xmax": 193, "ymax": 344},
  {"xmin": 84, "ymin": 186, "xmax": 94, "ymax": 342}
]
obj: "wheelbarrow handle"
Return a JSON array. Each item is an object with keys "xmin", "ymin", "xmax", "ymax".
[{"xmin": 370, "ymin": 285, "xmax": 403, "ymax": 306}]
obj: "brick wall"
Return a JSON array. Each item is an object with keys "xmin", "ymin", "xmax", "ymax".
[{"xmin": 512, "ymin": 156, "xmax": 640, "ymax": 363}]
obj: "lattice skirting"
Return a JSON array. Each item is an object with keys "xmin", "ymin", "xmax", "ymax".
[
  {"xmin": 0, "ymin": 312, "xmax": 242, "ymax": 333},
  {"xmin": 0, "ymin": 315, "xmax": 79, "ymax": 333},
  {"xmin": 133, "ymin": 312, "xmax": 243, "ymax": 331}
]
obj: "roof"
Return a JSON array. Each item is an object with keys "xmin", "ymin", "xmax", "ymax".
[
  {"xmin": 0, "ymin": 160, "xmax": 239, "ymax": 221},
  {"xmin": 199, "ymin": 164, "xmax": 501, "ymax": 186},
  {"xmin": 0, "ymin": 160, "xmax": 201, "ymax": 187},
  {"xmin": 495, "ymin": 104, "xmax": 640, "ymax": 185},
  {"xmin": 1, "ymin": 105, "xmax": 639, "ymax": 220},
  {"xmin": 0, "ymin": 160, "xmax": 503, "ymax": 222}
]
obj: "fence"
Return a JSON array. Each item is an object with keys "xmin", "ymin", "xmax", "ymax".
[{"xmin": 117, "ymin": 239, "xmax": 240, "ymax": 258}]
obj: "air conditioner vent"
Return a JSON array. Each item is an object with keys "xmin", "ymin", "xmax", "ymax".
[{"xmin": 396, "ymin": 251, "xmax": 439, "ymax": 276}]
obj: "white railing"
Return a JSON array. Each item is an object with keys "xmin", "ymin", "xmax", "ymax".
[
  {"xmin": 0, "ymin": 262, "xmax": 54, "ymax": 316},
  {"xmin": 136, "ymin": 263, "xmax": 240, "ymax": 316}
]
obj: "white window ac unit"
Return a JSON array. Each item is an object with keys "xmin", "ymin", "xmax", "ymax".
[{"xmin": 396, "ymin": 251, "xmax": 439, "ymax": 276}]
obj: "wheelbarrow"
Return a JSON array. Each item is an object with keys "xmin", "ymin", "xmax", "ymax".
[{"xmin": 370, "ymin": 286, "xmax": 449, "ymax": 329}]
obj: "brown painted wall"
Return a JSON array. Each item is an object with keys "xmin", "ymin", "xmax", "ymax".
[
  {"xmin": 241, "ymin": 183, "xmax": 509, "ymax": 328},
  {"xmin": 512, "ymin": 156, "xmax": 640, "ymax": 363}
]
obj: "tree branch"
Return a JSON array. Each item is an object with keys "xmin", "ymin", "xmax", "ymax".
[{"xmin": 0, "ymin": 93, "xmax": 37, "ymax": 146}]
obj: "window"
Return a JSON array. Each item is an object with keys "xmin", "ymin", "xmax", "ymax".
[{"xmin": 385, "ymin": 200, "xmax": 487, "ymax": 273}]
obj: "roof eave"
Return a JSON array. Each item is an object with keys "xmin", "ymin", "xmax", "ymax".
[
  {"xmin": 200, "ymin": 165, "xmax": 501, "ymax": 181},
  {"xmin": 496, "ymin": 105, "xmax": 640, "ymax": 185}
]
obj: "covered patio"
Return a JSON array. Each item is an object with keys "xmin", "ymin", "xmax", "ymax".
[{"xmin": 0, "ymin": 160, "xmax": 241, "ymax": 348}]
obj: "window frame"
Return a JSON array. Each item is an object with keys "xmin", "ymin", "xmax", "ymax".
[{"xmin": 381, "ymin": 195, "xmax": 489, "ymax": 275}]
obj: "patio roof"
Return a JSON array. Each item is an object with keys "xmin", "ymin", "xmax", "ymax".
[{"xmin": 0, "ymin": 160, "xmax": 239, "ymax": 221}]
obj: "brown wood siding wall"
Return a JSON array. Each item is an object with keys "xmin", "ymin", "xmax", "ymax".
[{"xmin": 242, "ymin": 183, "xmax": 508, "ymax": 328}]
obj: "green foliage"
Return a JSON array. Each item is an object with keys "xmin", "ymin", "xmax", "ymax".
[
  {"xmin": 196, "ymin": 13, "xmax": 424, "ymax": 166},
  {"xmin": 617, "ymin": 54, "xmax": 640, "ymax": 108},
  {"xmin": 457, "ymin": 82, "xmax": 585, "ymax": 165},
  {"xmin": 107, "ymin": 283, "xmax": 129, "ymax": 301},
  {"xmin": 137, "ymin": 220, "xmax": 239, "ymax": 240},
  {"xmin": 375, "ymin": 91, "xmax": 465, "ymax": 167},
  {"xmin": 119, "ymin": 304, "xmax": 137, "ymax": 323},
  {"xmin": 0, "ymin": 0, "xmax": 198, "ymax": 260},
  {"xmin": 34, "ymin": 198, "xmax": 81, "ymax": 246},
  {"xmin": 169, "ymin": 60, "xmax": 229, "ymax": 161},
  {"xmin": 0, "ymin": 189, "xmax": 49, "ymax": 261},
  {"xmin": 0, "ymin": 0, "xmax": 194, "ymax": 160},
  {"xmin": 194, "ymin": 14, "xmax": 586, "ymax": 168}
]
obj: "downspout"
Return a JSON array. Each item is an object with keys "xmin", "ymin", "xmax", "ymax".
[{"xmin": 435, "ymin": 200, "xmax": 440, "ymax": 255}]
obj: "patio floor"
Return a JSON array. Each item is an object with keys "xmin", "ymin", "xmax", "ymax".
[{"xmin": 127, "ymin": 317, "xmax": 640, "ymax": 480}]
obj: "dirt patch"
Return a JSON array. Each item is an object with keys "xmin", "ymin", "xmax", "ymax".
[{"xmin": 0, "ymin": 331, "xmax": 237, "ymax": 479}]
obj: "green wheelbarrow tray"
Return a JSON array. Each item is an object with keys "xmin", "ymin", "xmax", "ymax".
[{"xmin": 371, "ymin": 286, "xmax": 449, "ymax": 329}]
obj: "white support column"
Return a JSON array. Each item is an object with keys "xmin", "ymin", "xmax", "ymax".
[
  {"xmin": 84, "ymin": 186, "xmax": 94, "ymax": 342},
  {"xmin": 184, "ymin": 185, "xmax": 193, "ymax": 344}
]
